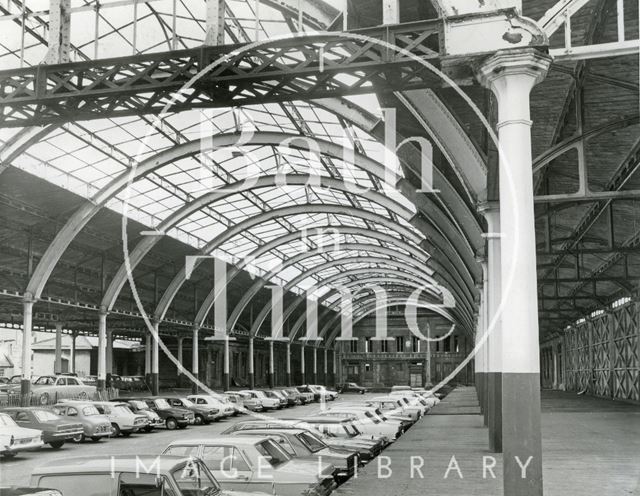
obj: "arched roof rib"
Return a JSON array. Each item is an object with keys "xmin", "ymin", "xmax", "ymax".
[
  {"xmin": 238, "ymin": 249, "xmax": 469, "ymax": 339},
  {"xmin": 1, "ymin": 0, "xmax": 490, "ymax": 336},
  {"xmin": 23, "ymin": 131, "xmax": 477, "ymax": 330}
]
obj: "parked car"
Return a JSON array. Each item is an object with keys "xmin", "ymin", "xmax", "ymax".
[
  {"xmin": 302, "ymin": 385, "xmax": 338, "ymax": 401},
  {"xmin": 389, "ymin": 391, "xmax": 436, "ymax": 412},
  {"xmin": 139, "ymin": 397, "xmax": 195, "ymax": 429},
  {"xmin": 0, "ymin": 377, "xmax": 9, "ymax": 384},
  {"xmin": 238, "ymin": 390, "xmax": 280, "ymax": 410},
  {"xmin": 2, "ymin": 407, "xmax": 83, "ymax": 449},
  {"xmin": 227, "ymin": 427, "xmax": 358, "ymax": 482},
  {"xmin": 0, "ymin": 487, "xmax": 62, "ymax": 496},
  {"xmin": 287, "ymin": 387, "xmax": 313, "ymax": 404},
  {"xmin": 296, "ymin": 385, "xmax": 320, "ymax": 402},
  {"xmin": 0, "ymin": 411, "xmax": 43, "ymax": 457},
  {"xmin": 52, "ymin": 401, "xmax": 111, "ymax": 442},
  {"xmin": 0, "ymin": 375, "xmax": 26, "ymax": 393},
  {"xmin": 111, "ymin": 398, "xmax": 163, "ymax": 431},
  {"xmin": 10, "ymin": 375, "xmax": 97, "ymax": 405},
  {"xmin": 262, "ymin": 389, "xmax": 287, "ymax": 408},
  {"xmin": 223, "ymin": 419, "xmax": 379, "ymax": 464},
  {"xmin": 316, "ymin": 407, "xmax": 401, "ymax": 441},
  {"xmin": 187, "ymin": 394, "xmax": 235, "ymax": 418},
  {"xmin": 163, "ymin": 436, "xmax": 336, "ymax": 496},
  {"xmin": 279, "ymin": 389, "xmax": 301, "ymax": 406},
  {"xmin": 91, "ymin": 401, "xmax": 148, "ymax": 437},
  {"xmin": 334, "ymin": 404, "xmax": 411, "ymax": 433},
  {"xmin": 31, "ymin": 455, "xmax": 269, "ymax": 496},
  {"xmin": 113, "ymin": 375, "xmax": 147, "ymax": 392},
  {"xmin": 163, "ymin": 396, "xmax": 220, "ymax": 424},
  {"xmin": 230, "ymin": 391, "xmax": 264, "ymax": 412},
  {"xmin": 364, "ymin": 397, "xmax": 422, "ymax": 422},
  {"xmin": 337, "ymin": 382, "xmax": 369, "ymax": 394}
]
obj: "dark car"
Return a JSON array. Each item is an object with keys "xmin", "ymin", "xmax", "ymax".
[
  {"xmin": 337, "ymin": 382, "xmax": 369, "ymax": 394},
  {"xmin": 162, "ymin": 396, "xmax": 219, "ymax": 425},
  {"xmin": 2, "ymin": 407, "xmax": 83, "ymax": 449},
  {"xmin": 116, "ymin": 397, "xmax": 194, "ymax": 430}
]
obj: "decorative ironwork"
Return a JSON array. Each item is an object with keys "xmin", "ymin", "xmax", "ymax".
[{"xmin": 0, "ymin": 20, "xmax": 441, "ymax": 128}]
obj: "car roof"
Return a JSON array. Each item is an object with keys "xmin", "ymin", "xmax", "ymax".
[
  {"xmin": 54, "ymin": 401, "xmax": 94, "ymax": 408},
  {"xmin": 233, "ymin": 427, "xmax": 306, "ymax": 434},
  {"xmin": 32, "ymin": 456, "xmax": 191, "ymax": 476},
  {"xmin": 293, "ymin": 416, "xmax": 351, "ymax": 423},
  {"xmin": 167, "ymin": 436, "xmax": 272, "ymax": 447},
  {"xmin": 2, "ymin": 407, "xmax": 49, "ymax": 412}
]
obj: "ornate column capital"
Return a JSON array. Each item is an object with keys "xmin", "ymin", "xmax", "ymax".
[{"xmin": 476, "ymin": 48, "xmax": 552, "ymax": 91}]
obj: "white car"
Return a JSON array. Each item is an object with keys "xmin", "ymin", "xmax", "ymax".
[
  {"xmin": 390, "ymin": 391, "xmax": 438, "ymax": 411},
  {"xmin": 0, "ymin": 412, "xmax": 43, "ymax": 457},
  {"xmin": 238, "ymin": 390, "xmax": 280, "ymax": 410},
  {"xmin": 306, "ymin": 385, "xmax": 338, "ymax": 401},
  {"xmin": 366, "ymin": 396, "xmax": 422, "ymax": 422},
  {"xmin": 91, "ymin": 401, "xmax": 148, "ymax": 436},
  {"xmin": 187, "ymin": 395, "xmax": 235, "ymax": 418},
  {"xmin": 317, "ymin": 407, "xmax": 403, "ymax": 441}
]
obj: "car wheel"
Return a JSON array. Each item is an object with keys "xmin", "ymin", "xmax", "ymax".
[
  {"xmin": 144, "ymin": 425, "xmax": 154, "ymax": 433},
  {"xmin": 39, "ymin": 393, "xmax": 50, "ymax": 405},
  {"xmin": 72, "ymin": 433, "xmax": 84, "ymax": 443},
  {"xmin": 91, "ymin": 436, "xmax": 102, "ymax": 442},
  {"xmin": 194, "ymin": 414, "xmax": 204, "ymax": 425},
  {"xmin": 165, "ymin": 418, "xmax": 178, "ymax": 430},
  {"xmin": 2, "ymin": 452, "xmax": 16, "ymax": 458},
  {"xmin": 177, "ymin": 424, "xmax": 187, "ymax": 430},
  {"xmin": 121, "ymin": 431, "xmax": 132, "ymax": 437},
  {"xmin": 110, "ymin": 423, "xmax": 121, "ymax": 437},
  {"xmin": 49, "ymin": 441, "xmax": 65, "ymax": 449},
  {"xmin": 360, "ymin": 390, "xmax": 365, "ymax": 395}
]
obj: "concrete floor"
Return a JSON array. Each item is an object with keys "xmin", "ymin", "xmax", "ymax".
[
  {"xmin": 0, "ymin": 392, "xmax": 368, "ymax": 487},
  {"xmin": 334, "ymin": 388, "xmax": 640, "ymax": 496}
]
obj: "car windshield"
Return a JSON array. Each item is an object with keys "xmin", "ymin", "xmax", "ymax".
[
  {"xmin": 296, "ymin": 431, "xmax": 326, "ymax": 453},
  {"xmin": 0, "ymin": 413, "xmax": 17, "ymax": 426},
  {"xmin": 253, "ymin": 391, "xmax": 266, "ymax": 398},
  {"xmin": 129, "ymin": 400, "xmax": 147, "ymax": 409},
  {"xmin": 34, "ymin": 410, "xmax": 60, "ymax": 422},
  {"xmin": 82, "ymin": 406, "xmax": 100, "ymax": 416},
  {"xmin": 155, "ymin": 399, "xmax": 171, "ymax": 409},
  {"xmin": 255, "ymin": 439, "xmax": 291, "ymax": 467},
  {"xmin": 172, "ymin": 459, "xmax": 221, "ymax": 496},
  {"xmin": 180, "ymin": 398, "xmax": 195, "ymax": 407},
  {"xmin": 114, "ymin": 405, "xmax": 133, "ymax": 415},
  {"xmin": 364, "ymin": 411, "xmax": 380, "ymax": 424},
  {"xmin": 34, "ymin": 376, "xmax": 55, "ymax": 385},
  {"xmin": 342, "ymin": 424, "xmax": 360, "ymax": 436}
]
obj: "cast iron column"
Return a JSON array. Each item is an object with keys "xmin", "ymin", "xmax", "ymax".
[{"xmin": 478, "ymin": 48, "xmax": 550, "ymax": 496}]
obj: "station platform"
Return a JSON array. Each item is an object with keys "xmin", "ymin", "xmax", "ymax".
[{"xmin": 335, "ymin": 387, "xmax": 640, "ymax": 496}]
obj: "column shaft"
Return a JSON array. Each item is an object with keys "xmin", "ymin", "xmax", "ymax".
[
  {"xmin": 54, "ymin": 323, "xmax": 63, "ymax": 375},
  {"xmin": 151, "ymin": 323, "xmax": 159, "ymax": 395},
  {"xmin": 177, "ymin": 337, "xmax": 184, "ymax": 387},
  {"xmin": 97, "ymin": 312, "xmax": 107, "ymax": 392},
  {"xmin": 21, "ymin": 299, "xmax": 34, "ymax": 405},
  {"xmin": 223, "ymin": 338, "xmax": 230, "ymax": 391},
  {"xmin": 192, "ymin": 327, "xmax": 199, "ymax": 394},
  {"xmin": 485, "ymin": 207, "xmax": 503, "ymax": 453},
  {"xmin": 478, "ymin": 48, "xmax": 550, "ymax": 496},
  {"xmin": 248, "ymin": 338, "xmax": 255, "ymax": 389},
  {"xmin": 268, "ymin": 341, "xmax": 275, "ymax": 388},
  {"xmin": 300, "ymin": 345, "xmax": 306, "ymax": 384},
  {"xmin": 286, "ymin": 342, "xmax": 292, "ymax": 387}
]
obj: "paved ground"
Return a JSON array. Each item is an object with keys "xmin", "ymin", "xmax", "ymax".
[
  {"xmin": 334, "ymin": 388, "xmax": 640, "ymax": 496},
  {"xmin": 0, "ymin": 392, "xmax": 376, "ymax": 487}
]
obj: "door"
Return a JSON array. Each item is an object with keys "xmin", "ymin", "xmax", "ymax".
[{"xmin": 200, "ymin": 445, "xmax": 254, "ymax": 492}]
